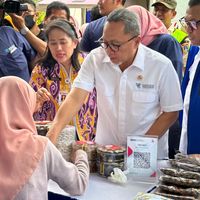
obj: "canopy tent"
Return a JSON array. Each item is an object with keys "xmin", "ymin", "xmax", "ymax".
[
  {"xmin": 37, "ymin": 0, "xmax": 99, "ymax": 10},
  {"xmin": 36, "ymin": 0, "xmax": 99, "ymax": 25}
]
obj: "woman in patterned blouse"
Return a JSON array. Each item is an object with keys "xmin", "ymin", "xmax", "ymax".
[{"xmin": 30, "ymin": 19, "xmax": 97, "ymax": 141}]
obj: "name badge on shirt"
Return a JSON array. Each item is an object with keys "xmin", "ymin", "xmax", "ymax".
[
  {"xmin": 58, "ymin": 91, "xmax": 68, "ymax": 105},
  {"xmin": 7, "ymin": 45, "xmax": 17, "ymax": 54}
]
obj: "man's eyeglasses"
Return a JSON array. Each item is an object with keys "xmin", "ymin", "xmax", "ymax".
[
  {"xmin": 96, "ymin": 35, "xmax": 137, "ymax": 52},
  {"xmin": 179, "ymin": 17, "xmax": 200, "ymax": 31}
]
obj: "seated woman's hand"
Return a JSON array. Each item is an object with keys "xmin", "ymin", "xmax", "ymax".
[{"xmin": 35, "ymin": 88, "xmax": 51, "ymax": 111}]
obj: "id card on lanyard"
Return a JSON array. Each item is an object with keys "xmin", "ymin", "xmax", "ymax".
[{"xmin": 58, "ymin": 91, "xmax": 68, "ymax": 105}]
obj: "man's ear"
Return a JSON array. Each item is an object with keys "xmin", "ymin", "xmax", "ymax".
[{"xmin": 172, "ymin": 10, "xmax": 177, "ymax": 19}]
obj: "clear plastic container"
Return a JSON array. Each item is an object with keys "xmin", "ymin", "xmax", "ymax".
[
  {"xmin": 96, "ymin": 161, "xmax": 125, "ymax": 177},
  {"xmin": 72, "ymin": 141, "xmax": 98, "ymax": 173}
]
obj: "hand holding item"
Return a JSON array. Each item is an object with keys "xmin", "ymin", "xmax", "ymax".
[
  {"xmin": 9, "ymin": 13, "xmax": 26, "ymax": 30},
  {"xmin": 70, "ymin": 149, "xmax": 88, "ymax": 164},
  {"xmin": 35, "ymin": 88, "xmax": 51, "ymax": 111}
]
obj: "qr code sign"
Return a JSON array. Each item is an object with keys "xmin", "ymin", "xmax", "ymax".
[{"xmin": 133, "ymin": 152, "xmax": 150, "ymax": 169}]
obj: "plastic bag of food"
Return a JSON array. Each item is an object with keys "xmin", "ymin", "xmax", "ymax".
[{"xmin": 133, "ymin": 192, "xmax": 171, "ymax": 200}]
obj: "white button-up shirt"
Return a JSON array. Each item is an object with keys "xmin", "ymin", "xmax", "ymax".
[
  {"xmin": 179, "ymin": 47, "xmax": 200, "ymax": 154},
  {"xmin": 73, "ymin": 44, "xmax": 183, "ymax": 159}
]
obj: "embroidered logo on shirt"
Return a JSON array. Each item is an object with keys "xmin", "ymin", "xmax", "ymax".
[
  {"xmin": 142, "ymin": 84, "xmax": 154, "ymax": 89},
  {"xmin": 136, "ymin": 83, "xmax": 142, "ymax": 88},
  {"xmin": 136, "ymin": 83, "xmax": 154, "ymax": 89}
]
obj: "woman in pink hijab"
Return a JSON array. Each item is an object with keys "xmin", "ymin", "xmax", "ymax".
[
  {"xmin": 0, "ymin": 76, "xmax": 89, "ymax": 200},
  {"xmin": 126, "ymin": 5, "xmax": 183, "ymax": 82}
]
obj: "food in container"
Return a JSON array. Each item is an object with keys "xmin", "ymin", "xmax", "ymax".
[
  {"xmin": 35, "ymin": 121, "xmax": 51, "ymax": 136},
  {"xmin": 72, "ymin": 141, "xmax": 97, "ymax": 161},
  {"xmin": 97, "ymin": 161, "xmax": 125, "ymax": 177},
  {"xmin": 72, "ymin": 141, "xmax": 98, "ymax": 172},
  {"xmin": 96, "ymin": 145, "xmax": 126, "ymax": 177},
  {"xmin": 56, "ymin": 125, "xmax": 76, "ymax": 162}
]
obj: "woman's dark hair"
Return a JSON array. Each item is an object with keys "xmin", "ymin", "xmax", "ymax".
[{"xmin": 37, "ymin": 19, "xmax": 80, "ymax": 74}]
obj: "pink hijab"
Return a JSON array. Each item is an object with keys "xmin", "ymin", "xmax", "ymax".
[
  {"xmin": 126, "ymin": 5, "xmax": 168, "ymax": 45},
  {"xmin": 0, "ymin": 76, "xmax": 47, "ymax": 199}
]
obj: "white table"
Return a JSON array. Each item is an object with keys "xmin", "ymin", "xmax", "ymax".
[{"xmin": 48, "ymin": 173, "xmax": 156, "ymax": 200}]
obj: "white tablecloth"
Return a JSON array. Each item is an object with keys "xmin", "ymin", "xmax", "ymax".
[
  {"xmin": 48, "ymin": 173, "xmax": 156, "ymax": 200},
  {"xmin": 48, "ymin": 160, "xmax": 170, "ymax": 200}
]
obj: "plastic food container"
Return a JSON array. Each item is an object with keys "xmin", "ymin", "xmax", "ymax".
[
  {"xmin": 97, "ymin": 145, "xmax": 126, "ymax": 177},
  {"xmin": 35, "ymin": 121, "xmax": 51, "ymax": 136},
  {"xmin": 72, "ymin": 141, "xmax": 98, "ymax": 172},
  {"xmin": 97, "ymin": 161, "xmax": 125, "ymax": 177},
  {"xmin": 56, "ymin": 125, "xmax": 76, "ymax": 162}
]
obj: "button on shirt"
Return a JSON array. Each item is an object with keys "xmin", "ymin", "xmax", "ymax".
[
  {"xmin": 179, "ymin": 48, "xmax": 200, "ymax": 154},
  {"xmin": 73, "ymin": 44, "xmax": 183, "ymax": 159}
]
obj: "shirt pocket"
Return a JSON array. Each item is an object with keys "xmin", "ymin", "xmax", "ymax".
[{"xmin": 132, "ymin": 91, "xmax": 157, "ymax": 103}]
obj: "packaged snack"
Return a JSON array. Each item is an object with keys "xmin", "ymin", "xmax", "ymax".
[
  {"xmin": 158, "ymin": 184, "xmax": 200, "ymax": 198},
  {"xmin": 155, "ymin": 191, "xmax": 196, "ymax": 200},
  {"xmin": 159, "ymin": 175, "xmax": 200, "ymax": 187},
  {"xmin": 96, "ymin": 145, "xmax": 126, "ymax": 177},
  {"xmin": 170, "ymin": 160, "xmax": 200, "ymax": 172},
  {"xmin": 133, "ymin": 192, "xmax": 171, "ymax": 200},
  {"xmin": 160, "ymin": 168, "xmax": 200, "ymax": 180}
]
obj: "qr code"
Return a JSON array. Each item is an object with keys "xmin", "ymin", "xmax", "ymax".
[{"xmin": 133, "ymin": 152, "xmax": 150, "ymax": 169}]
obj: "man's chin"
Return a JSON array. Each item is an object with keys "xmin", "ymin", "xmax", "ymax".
[{"xmin": 110, "ymin": 60, "xmax": 122, "ymax": 66}]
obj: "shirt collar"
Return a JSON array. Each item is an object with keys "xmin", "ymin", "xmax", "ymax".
[{"xmin": 130, "ymin": 44, "xmax": 145, "ymax": 71}]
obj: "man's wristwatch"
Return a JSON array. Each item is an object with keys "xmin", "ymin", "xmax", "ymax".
[{"xmin": 20, "ymin": 26, "xmax": 29, "ymax": 36}]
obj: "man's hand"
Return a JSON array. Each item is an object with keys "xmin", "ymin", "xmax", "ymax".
[{"xmin": 9, "ymin": 13, "xmax": 26, "ymax": 30}]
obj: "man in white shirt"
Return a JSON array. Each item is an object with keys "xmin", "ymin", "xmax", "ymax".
[
  {"xmin": 47, "ymin": 8, "xmax": 183, "ymax": 159},
  {"xmin": 179, "ymin": 0, "xmax": 200, "ymax": 154}
]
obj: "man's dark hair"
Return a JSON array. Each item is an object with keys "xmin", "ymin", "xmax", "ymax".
[
  {"xmin": 189, "ymin": 0, "xmax": 200, "ymax": 7},
  {"xmin": 90, "ymin": 5, "xmax": 102, "ymax": 21},
  {"xmin": 20, "ymin": 0, "xmax": 36, "ymax": 9},
  {"xmin": 46, "ymin": 1, "xmax": 70, "ymax": 20},
  {"xmin": 121, "ymin": 0, "xmax": 126, "ymax": 5}
]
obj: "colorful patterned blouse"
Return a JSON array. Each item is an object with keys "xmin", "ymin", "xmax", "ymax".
[{"xmin": 30, "ymin": 60, "xmax": 97, "ymax": 141}]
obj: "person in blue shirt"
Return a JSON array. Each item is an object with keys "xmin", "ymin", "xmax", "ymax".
[
  {"xmin": 80, "ymin": 0, "xmax": 126, "ymax": 52},
  {"xmin": 0, "ymin": 25, "xmax": 36, "ymax": 82},
  {"xmin": 179, "ymin": 0, "xmax": 200, "ymax": 154}
]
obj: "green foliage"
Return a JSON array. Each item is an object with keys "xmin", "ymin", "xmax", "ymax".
[
  {"xmin": 34, "ymin": 0, "xmax": 45, "ymax": 25},
  {"xmin": 36, "ymin": 11, "xmax": 45, "ymax": 25}
]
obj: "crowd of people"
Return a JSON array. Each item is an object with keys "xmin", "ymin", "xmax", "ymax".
[{"xmin": 1, "ymin": 0, "xmax": 200, "ymax": 199}]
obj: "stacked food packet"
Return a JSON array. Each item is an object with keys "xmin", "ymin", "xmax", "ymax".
[{"xmin": 155, "ymin": 153, "xmax": 200, "ymax": 200}]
